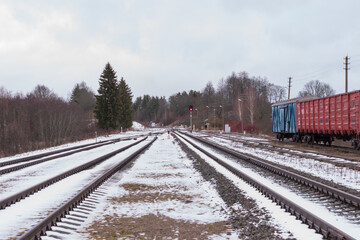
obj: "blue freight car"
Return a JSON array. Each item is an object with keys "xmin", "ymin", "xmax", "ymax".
[{"xmin": 272, "ymin": 97, "xmax": 315, "ymax": 141}]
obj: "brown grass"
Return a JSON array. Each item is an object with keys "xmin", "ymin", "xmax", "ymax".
[
  {"xmin": 110, "ymin": 191, "xmax": 194, "ymax": 203},
  {"xmin": 138, "ymin": 173, "xmax": 184, "ymax": 179},
  {"xmin": 121, "ymin": 183, "xmax": 189, "ymax": 192},
  {"xmin": 84, "ymin": 213, "xmax": 230, "ymax": 240},
  {"xmin": 81, "ymin": 165, "xmax": 230, "ymax": 239}
]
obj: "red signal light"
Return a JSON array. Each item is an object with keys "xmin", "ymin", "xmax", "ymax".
[{"xmin": 189, "ymin": 105, "xmax": 193, "ymax": 111}]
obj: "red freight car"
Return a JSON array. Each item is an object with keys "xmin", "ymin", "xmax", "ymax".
[{"xmin": 296, "ymin": 90, "xmax": 360, "ymax": 148}]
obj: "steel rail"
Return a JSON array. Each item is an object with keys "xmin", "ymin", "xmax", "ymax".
[
  {"xmin": 202, "ymin": 132, "xmax": 360, "ymax": 176},
  {"xmin": 0, "ymin": 141, "xmax": 113, "ymax": 175},
  {"xmin": 0, "ymin": 137, "xmax": 147, "ymax": 210},
  {"xmin": 211, "ymin": 131, "xmax": 360, "ymax": 156},
  {"xmin": 0, "ymin": 141, "xmax": 106, "ymax": 167},
  {"xmin": 0, "ymin": 133, "xmax": 150, "ymax": 168},
  {"xmin": 18, "ymin": 137, "xmax": 157, "ymax": 240},
  {"xmin": 0, "ymin": 140, "xmax": 113, "ymax": 168},
  {"xmin": 175, "ymin": 132, "xmax": 355, "ymax": 240},
  {"xmin": 182, "ymin": 131, "xmax": 360, "ymax": 208}
]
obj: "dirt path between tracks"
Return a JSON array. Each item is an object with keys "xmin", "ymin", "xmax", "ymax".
[{"xmin": 76, "ymin": 135, "xmax": 235, "ymax": 239}]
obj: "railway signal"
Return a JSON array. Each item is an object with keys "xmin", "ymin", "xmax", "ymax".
[{"xmin": 189, "ymin": 105, "xmax": 193, "ymax": 131}]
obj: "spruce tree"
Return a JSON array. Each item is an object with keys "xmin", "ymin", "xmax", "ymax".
[
  {"xmin": 70, "ymin": 84, "xmax": 80, "ymax": 103},
  {"xmin": 94, "ymin": 63, "xmax": 120, "ymax": 131},
  {"xmin": 70, "ymin": 82, "xmax": 96, "ymax": 111},
  {"xmin": 118, "ymin": 77, "xmax": 133, "ymax": 129}
]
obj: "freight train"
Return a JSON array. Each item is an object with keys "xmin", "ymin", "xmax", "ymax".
[{"xmin": 272, "ymin": 90, "xmax": 360, "ymax": 149}]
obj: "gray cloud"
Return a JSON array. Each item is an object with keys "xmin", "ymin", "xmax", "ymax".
[{"xmin": 1, "ymin": 0, "xmax": 359, "ymax": 99}]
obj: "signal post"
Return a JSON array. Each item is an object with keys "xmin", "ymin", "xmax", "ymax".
[{"xmin": 189, "ymin": 105, "xmax": 193, "ymax": 131}]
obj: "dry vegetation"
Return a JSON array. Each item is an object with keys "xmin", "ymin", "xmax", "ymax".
[
  {"xmin": 81, "ymin": 170, "xmax": 231, "ymax": 239},
  {"xmin": 86, "ymin": 213, "xmax": 229, "ymax": 240}
]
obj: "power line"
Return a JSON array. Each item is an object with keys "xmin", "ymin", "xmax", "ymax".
[
  {"xmin": 350, "ymin": 58, "xmax": 360, "ymax": 65},
  {"xmin": 349, "ymin": 54, "xmax": 360, "ymax": 59},
  {"xmin": 287, "ymin": 55, "xmax": 359, "ymax": 94},
  {"xmin": 292, "ymin": 62, "xmax": 338, "ymax": 79},
  {"xmin": 292, "ymin": 54, "xmax": 360, "ymax": 80}
]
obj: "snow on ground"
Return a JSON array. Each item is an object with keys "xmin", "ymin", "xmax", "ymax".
[
  {"xmin": 0, "ymin": 138, "xmax": 154, "ymax": 240},
  {"xmin": 131, "ymin": 121, "xmax": 145, "ymax": 130},
  {"xmin": 205, "ymin": 134, "xmax": 360, "ymax": 192},
  {"xmin": 2, "ymin": 127, "xmax": 356, "ymax": 239},
  {"xmin": 0, "ymin": 121, "xmax": 152, "ymax": 164},
  {"xmin": 179, "ymin": 133, "xmax": 360, "ymax": 239},
  {"xmin": 178, "ymin": 134, "xmax": 323, "ymax": 240},
  {"xmin": 65, "ymin": 133, "xmax": 238, "ymax": 239},
  {"xmin": 0, "ymin": 139, "xmax": 144, "ymax": 199}
]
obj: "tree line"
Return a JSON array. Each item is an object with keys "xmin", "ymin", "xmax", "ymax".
[
  {"xmin": 133, "ymin": 72, "xmax": 336, "ymax": 133},
  {"xmin": 133, "ymin": 72, "xmax": 286, "ymax": 133},
  {"xmin": 0, "ymin": 62, "xmax": 133, "ymax": 157},
  {"xmin": 0, "ymin": 60, "xmax": 335, "ymax": 156},
  {"xmin": 0, "ymin": 84, "xmax": 95, "ymax": 156}
]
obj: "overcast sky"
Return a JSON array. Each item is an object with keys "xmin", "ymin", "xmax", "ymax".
[{"xmin": 1, "ymin": 0, "xmax": 360, "ymax": 100}]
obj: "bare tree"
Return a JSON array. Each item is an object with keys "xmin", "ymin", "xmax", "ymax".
[
  {"xmin": 236, "ymin": 92, "xmax": 244, "ymax": 129},
  {"xmin": 268, "ymin": 84, "xmax": 286, "ymax": 103},
  {"xmin": 246, "ymin": 88, "xmax": 257, "ymax": 125},
  {"xmin": 0, "ymin": 87, "xmax": 11, "ymax": 98},
  {"xmin": 298, "ymin": 80, "xmax": 335, "ymax": 98},
  {"xmin": 29, "ymin": 85, "xmax": 57, "ymax": 99},
  {"xmin": 202, "ymin": 81, "xmax": 215, "ymax": 107}
]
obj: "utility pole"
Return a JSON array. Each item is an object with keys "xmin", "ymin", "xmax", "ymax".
[
  {"xmin": 344, "ymin": 56, "xmax": 350, "ymax": 93},
  {"xmin": 222, "ymin": 106, "xmax": 224, "ymax": 131},
  {"xmin": 220, "ymin": 105, "xmax": 224, "ymax": 131},
  {"xmin": 213, "ymin": 108, "xmax": 216, "ymax": 130},
  {"xmin": 288, "ymin": 77, "xmax": 292, "ymax": 99},
  {"xmin": 238, "ymin": 99, "xmax": 242, "ymax": 133}
]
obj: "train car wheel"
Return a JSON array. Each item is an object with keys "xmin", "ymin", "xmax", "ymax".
[{"xmin": 351, "ymin": 139, "xmax": 358, "ymax": 149}]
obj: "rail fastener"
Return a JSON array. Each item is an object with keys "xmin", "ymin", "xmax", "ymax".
[
  {"xmin": 18, "ymin": 137, "xmax": 157, "ymax": 240},
  {"xmin": 176, "ymin": 132, "xmax": 356, "ymax": 240}
]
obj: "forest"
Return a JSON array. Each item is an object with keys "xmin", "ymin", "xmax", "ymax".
[
  {"xmin": 134, "ymin": 71, "xmax": 287, "ymax": 133},
  {"xmin": 0, "ymin": 84, "xmax": 96, "ymax": 156},
  {"xmin": 0, "ymin": 67, "xmax": 335, "ymax": 157}
]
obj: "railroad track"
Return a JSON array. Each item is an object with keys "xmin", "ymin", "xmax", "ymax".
[
  {"xmin": 222, "ymin": 130, "xmax": 360, "ymax": 153},
  {"xmin": 233, "ymin": 131, "xmax": 360, "ymax": 156},
  {"xmin": 0, "ymin": 137, "xmax": 148, "ymax": 210},
  {"xmin": 0, "ymin": 141, "xmax": 114, "ymax": 175},
  {"xmin": 202, "ymin": 132, "xmax": 360, "ymax": 170},
  {"xmin": 182, "ymin": 131, "xmax": 360, "ymax": 206},
  {"xmin": 0, "ymin": 133, "xmax": 151, "ymax": 168},
  {"xmin": 0, "ymin": 134, "xmax": 149, "ymax": 175},
  {"xmin": 175, "ymin": 131, "xmax": 359, "ymax": 239},
  {"xmin": 0, "ymin": 136, "xmax": 157, "ymax": 239},
  {"xmin": 0, "ymin": 139, "xmax": 112, "ymax": 168}
]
